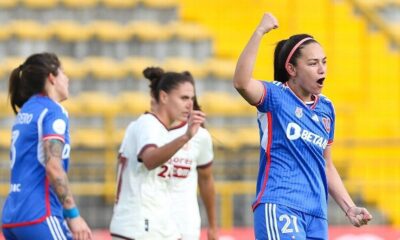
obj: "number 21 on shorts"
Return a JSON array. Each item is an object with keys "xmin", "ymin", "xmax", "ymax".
[{"xmin": 255, "ymin": 203, "xmax": 305, "ymax": 240}]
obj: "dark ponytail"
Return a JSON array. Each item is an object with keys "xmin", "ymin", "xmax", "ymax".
[
  {"xmin": 143, "ymin": 67, "xmax": 164, "ymax": 101},
  {"xmin": 143, "ymin": 67, "xmax": 195, "ymax": 102},
  {"xmin": 273, "ymin": 34, "xmax": 316, "ymax": 83},
  {"xmin": 8, "ymin": 52, "xmax": 60, "ymax": 114},
  {"xmin": 274, "ymin": 39, "xmax": 289, "ymax": 84}
]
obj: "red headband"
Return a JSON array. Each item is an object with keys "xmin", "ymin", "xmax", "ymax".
[{"xmin": 285, "ymin": 37, "xmax": 313, "ymax": 69}]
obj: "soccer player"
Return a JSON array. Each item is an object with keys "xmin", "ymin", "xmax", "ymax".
[
  {"xmin": 1, "ymin": 53, "xmax": 92, "ymax": 240},
  {"xmin": 233, "ymin": 13, "xmax": 373, "ymax": 239},
  {"xmin": 109, "ymin": 67, "xmax": 205, "ymax": 240}
]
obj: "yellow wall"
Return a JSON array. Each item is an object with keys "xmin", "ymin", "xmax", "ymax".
[
  {"xmin": 177, "ymin": 0, "xmax": 400, "ymax": 141},
  {"xmin": 178, "ymin": 0, "xmax": 400, "ymax": 226}
]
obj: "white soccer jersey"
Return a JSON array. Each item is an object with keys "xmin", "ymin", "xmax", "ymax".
[
  {"xmin": 109, "ymin": 113, "xmax": 181, "ymax": 240},
  {"xmin": 167, "ymin": 124, "xmax": 214, "ymax": 240}
]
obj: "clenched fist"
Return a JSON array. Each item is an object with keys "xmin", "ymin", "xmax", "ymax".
[
  {"xmin": 256, "ymin": 13, "xmax": 279, "ymax": 35},
  {"xmin": 346, "ymin": 206, "xmax": 373, "ymax": 227}
]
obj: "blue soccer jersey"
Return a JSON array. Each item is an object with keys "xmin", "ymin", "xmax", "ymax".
[
  {"xmin": 2, "ymin": 95, "xmax": 70, "ymax": 228},
  {"xmin": 252, "ymin": 81, "xmax": 335, "ymax": 219}
]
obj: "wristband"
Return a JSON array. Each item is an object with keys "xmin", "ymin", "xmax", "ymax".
[{"xmin": 63, "ymin": 207, "xmax": 80, "ymax": 219}]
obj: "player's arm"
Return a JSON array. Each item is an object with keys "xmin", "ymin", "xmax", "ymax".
[
  {"xmin": 140, "ymin": 110, "xmax": 205, "ymax": 170},
  {"xmin": 44, "ymin": 139, "xmax": 92, "ymax": 240},
  {"xmin": 44, "ymin": 139, "xmax": 75, "ymax": 208},
  {"xmin": 139, "ymin": 135, "xmax": 190, "ymax": 170},
  {"xmin": 198, "ymin": 165, "xmax": 218, "ymax": 240},
  {"xmin": 324, "ymin": 145, "xmax": 372, "ymax": 227},
  {"xmin": 233, "ymin": 13, "xmax": 278, "ymax": 105}
]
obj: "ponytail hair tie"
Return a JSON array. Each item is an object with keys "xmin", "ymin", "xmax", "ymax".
[{"xmin": 18, "ymin": 64, "xmax": 24, "ymax": 78}]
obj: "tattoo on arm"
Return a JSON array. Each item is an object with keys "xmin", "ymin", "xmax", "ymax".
[
  {"xmin": 54, "ymin": 177, "xmax": 73, "ymax": 205},
  {"xmin": 44, "ymin": 139, "xmax": 64, "ymax": 164},
  {"xmin": 44, "ymin": 139, "xmax": 73, "ymax": 206}
]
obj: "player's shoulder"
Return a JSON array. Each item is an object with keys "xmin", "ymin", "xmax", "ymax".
[
  {"xmin": 135, "ymin": 113, "xmax": 167, "ymax": 133},
  {"xmin": 262, "ymin": 80, "xmax": 290, "ymax": 94},
  {"xmin": 125, "ymin": 120, "xmax": 137, "ymax": 133},
  {"xmin": 120, "ymin": 120, "xmax": 138, "ymax": 151},
  {"xmin": 262, "ymin": 80, "xmax": 283, "ymax": 88},
  {"xmin": 136, "ymin": 113, "xmax": 159, "ymax": 123},
  {"xmin": 318, "ymin": 94, "xmax": 335, "ymax": 113},
  {"xmin": 28, "ymin": 95, "xmax": 68, "ymax": 116},
  {"xmin": 135, "ymin": 113, "xmax": 159, "ymax": 127},
  {"xmin": 318, "ymin": 93, "xmax": 332, "ymax": 102},
  {"xmin": 318, "ymin": 94, "xmax": 334, "ymax": 107}
]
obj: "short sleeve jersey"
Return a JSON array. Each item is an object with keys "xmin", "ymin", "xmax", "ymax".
[
  {"xmin": 252, "ymin": 81, "xmax": 335, "ymax": 219},
  {"xmin": 2, "ymin": 95, "xmax": 70, "ymax": 228},
  {"xmin": 109, "ymin": 113, "xmax": 180, "ymax": 239}
]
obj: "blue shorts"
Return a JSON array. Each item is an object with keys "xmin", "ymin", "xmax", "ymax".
[
  {"xmin": 254, "ymin": 203, "xmax": 327, "ymax": 240},
  {"xmin": 2, "ymin": 215, "xmax": 73, "ymax": 240}
]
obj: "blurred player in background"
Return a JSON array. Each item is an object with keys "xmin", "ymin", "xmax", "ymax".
[
  {"xmin": 109, "ymin": 67, "xmax": 205, "ymax": 240},
  {"xmin": 112, "ymin": 96, "xmax": 218, "ymax": 240},
  {"xmin": 167, "ymin": 94, "xmax": 218, "ymax": 240},
  {"xmin": 1, "ymin": 53, "xmax": 92, "ymax": 240},
  {"xmin": 233, "ymin": 13, "xmax": 372, "ymax": 239}
]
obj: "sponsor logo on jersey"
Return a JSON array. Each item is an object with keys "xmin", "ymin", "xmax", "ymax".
[
  {"xmin": 312, "ymin": 114, "xmax": 319, "ymax": 122},
  {"xmin": 62, "ymin": 144, "xmax": 71, "ymax": 159},
  {"xmin": 169, "ymin": 157, "xmax": 192, "ymax": 165},
  {"xmin": 10, "ymin": 183, "xmax": 21, "ymax": 192},
  {"xmin": 172, "ymin": 165, "xmax": 191, "ymax": 178},
  {"xmin": 286, "ymin": 122, "xmax": 328, "ymax": 149}
]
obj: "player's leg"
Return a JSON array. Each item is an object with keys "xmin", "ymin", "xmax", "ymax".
[
  {"xmin": 254, "ymin": 203, "xmax": 307, "ymax": 240},
  {"xmin": 9, "ymin": 216, "xmax": 73, "ymax": 240},
  {"xmin": 305, "ymin": 215, "xmax": 328, "ymax": 240}
]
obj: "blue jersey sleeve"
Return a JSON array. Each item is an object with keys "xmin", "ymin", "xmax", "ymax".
[
  {"xmin": 256, "ymin": 81, "xmax": 283, "ymax": 113},
  {"xmin": 42, "ymin": 106, "xmax": 69, "ymax": 143}
]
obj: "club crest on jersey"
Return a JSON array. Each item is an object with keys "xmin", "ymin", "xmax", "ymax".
[
  {"xmin": 295, "ymin": 107, "xmax": 303, "ymax": 118},
  {"xmin": 322, "ymin": 117, "xmax": 331, "ymax": 133}
]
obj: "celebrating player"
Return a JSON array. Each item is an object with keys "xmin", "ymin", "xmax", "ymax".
[{"xmin": 233, "ymin": 13, "xmax": 373, "ymax": 239}]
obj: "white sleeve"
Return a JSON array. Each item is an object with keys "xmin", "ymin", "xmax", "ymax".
[
  {"xmin": 118, "ymin": 121, "xmax": 135, "ymax": 153},
  {"xmin": 197, "ymin": 129, "xmax": 214, "ymax": 167},
  {"xmin": 135, "ymin": 115, "xmax": 166, "ymax": 157}
]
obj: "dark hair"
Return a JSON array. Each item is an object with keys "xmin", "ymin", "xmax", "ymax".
[
  {"xmin": 193, "ymin": 95, "xmax": 206, "ymax": 128},
  {"xmin": 274, "ymin": 34, "xmax": 317, "ymax": 83},
  {"xmin": 143, "ymin": 67, "xmax": 195, "ymax": 102},
  {"xmin": 8, "ymin": 52, "xmax": 61, "ymax": 114},
  {"xmin": 193, "ymin": 95, "xmax": 202, "ymax": 111}
]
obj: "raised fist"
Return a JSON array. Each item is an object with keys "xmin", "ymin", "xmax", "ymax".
[{"xmin": 256, "ymin": 13, "xmax": 279, "ymax": 35}]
